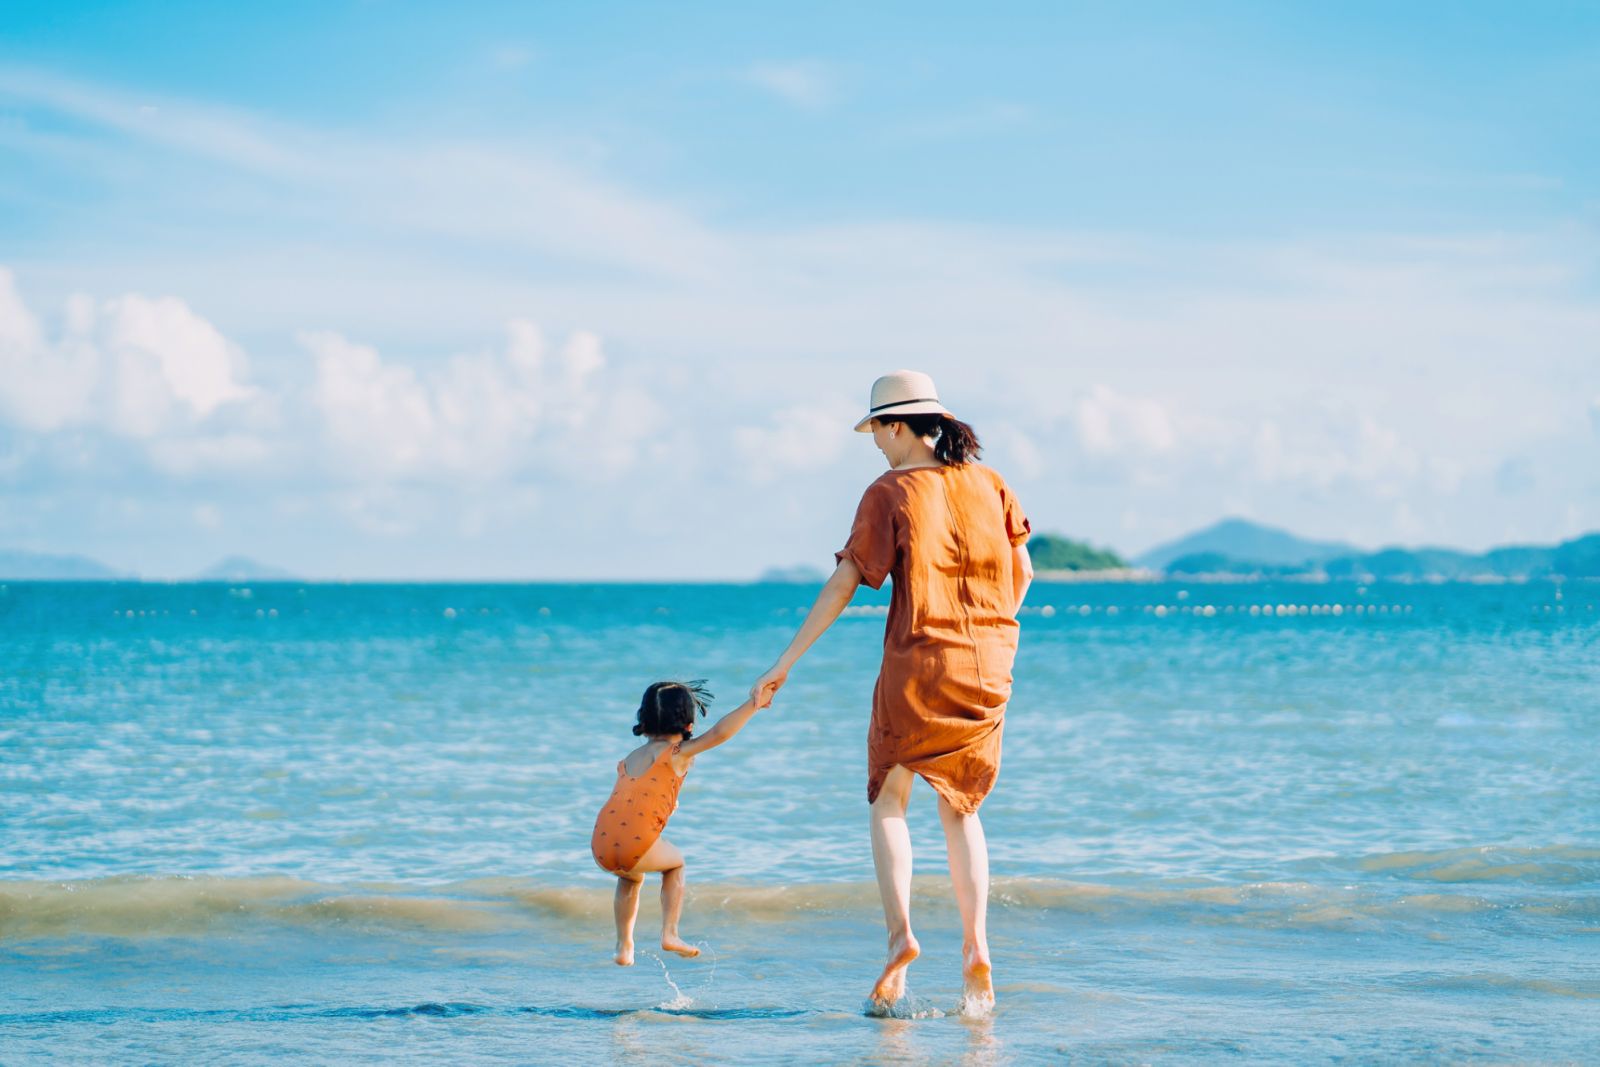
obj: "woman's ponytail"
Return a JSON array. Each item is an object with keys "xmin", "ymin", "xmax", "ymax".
[
  {"xmin": 891, "ymin": 413, "xmax": 982, "ymax": 465},
  {"xmin": 934, "ymin": 415, "xmax": 981, "ymax": 465}
]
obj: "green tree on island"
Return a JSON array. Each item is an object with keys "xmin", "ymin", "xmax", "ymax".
[{"xmin": 1027, "ymin": 534, "xmax": 1128, "ymax": 571}]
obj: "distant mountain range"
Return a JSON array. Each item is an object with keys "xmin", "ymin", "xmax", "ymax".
[
  {"xmin": 758, "ymin": 564, "xmax": 830, "ymax": 583},
  {"xmin": 1149, "ymin": 519, "xmax": 1600, "ymax": 581},
  {"xmin": 7, "ymin": 522, "xmax": 1598, "ymax": 583},
  {"xmin": 1136, "ymin": 518, "xmax": 1357, "ymax": 570},
  {"xmin": 193, "ymin": 556, "xmax": 298, "ymax": 581},
  {"xmin": 0, "ymin": 550, "xmax": 296, "ymax": 581},
  {"xmin": 0, "ymin": 549, "xmax": 127, "ymax": 580}
]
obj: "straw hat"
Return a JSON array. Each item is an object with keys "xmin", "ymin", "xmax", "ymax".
[{"xmin": 853, "ymin": 370, "xmax": 953, "ymax": 433}]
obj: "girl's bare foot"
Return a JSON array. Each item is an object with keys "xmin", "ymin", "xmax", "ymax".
[
  {"xmin": 614, "ymin": 939, "xmax": 635, "ymax": 966},
  {"xmin": 661, "ymin": 933, "xmax": 700, "ymax": 958},
  {"xmin": 960, "ymin": 943, "xmax": 994, "ymax": 1015},
  {"xmin": 867, "ymin": 931, "xmax": 920, "ymax": 1011}
]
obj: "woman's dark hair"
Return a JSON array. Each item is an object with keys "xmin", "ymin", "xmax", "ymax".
[
  {"xmin": 633, "ymin": 680, "xmax": 712, "ymax": 738},
  {"xmin": 883, "ymin": 413, "xmax": 982, "ymax": 465}
]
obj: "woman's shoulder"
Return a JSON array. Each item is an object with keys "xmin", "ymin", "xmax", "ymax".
[
  {"xmin": 949, "ymin": 461, "xmax": 1012, "ymax": 493},
  {"xmin": 972, "ymin": 460, "xmax": 1008, "ymax": 482},
  {"xmin": 859, "ymin": 469, "xmax": 911, "ymax": 504}
]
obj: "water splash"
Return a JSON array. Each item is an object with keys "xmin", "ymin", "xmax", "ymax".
[
  {"xmin": 862, "ymin": 990, "xmax": 946, "ymax": 1020},
  {"xmin": 957, "ymin": 990, "xmax": 996, "ymax": 1019},
  {"xmin": 640, "ymin": 940, "xmax": 720, "ymax": 1012},
  {"xmin": 695, "ymin": 940, "xmax": 719, "ymax": 999},
  {"xmin": 642, "ymin": 950, "xmax": 693, "ymax": 1010}
]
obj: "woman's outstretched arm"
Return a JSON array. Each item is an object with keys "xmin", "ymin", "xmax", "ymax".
[{"xmin": 749, "ymin": 558, "xmax": 863, "ymax": 702}]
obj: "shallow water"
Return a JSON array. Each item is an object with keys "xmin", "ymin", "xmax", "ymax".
[{"xmin": 2, "ymin": 580, "xmax": 1598, "ymax": 1063}]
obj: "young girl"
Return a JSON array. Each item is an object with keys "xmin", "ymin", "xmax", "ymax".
[{"xmin": 591, "ymin": 679, "xmax": 769, "ymax": 965}]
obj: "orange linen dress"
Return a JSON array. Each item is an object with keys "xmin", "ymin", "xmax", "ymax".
[
  {"xmin": 837, "ymin": 463, "xmax": 1030, "ymax": 815},
  {"xmin": 590, "ymin": 743, "xmax": 685, "ymax": 875}
]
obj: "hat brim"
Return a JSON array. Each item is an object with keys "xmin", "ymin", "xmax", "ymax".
[{"xmin": 853, "ymin": 401, "xmax": 953, "ymax": 433}]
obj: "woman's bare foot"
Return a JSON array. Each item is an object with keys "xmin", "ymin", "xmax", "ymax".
[
  {"xmin": 867, "ymin": 931, "xmax": 920, "ymax": 1011},
  {"xmin": 614, "ymin": 939, "xmax": 635, "ymax": 966},
  {"xmin": 661, "ymin": 933, "xmax": 701, "ymax": 958},
  {"xmin": 960, "ymin": 943, "xmax": 994, "ymax": 1015}
]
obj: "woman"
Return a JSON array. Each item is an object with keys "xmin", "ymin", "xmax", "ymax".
[{"xmin": 752, "ymin": 370, "xmax": 1032, "ymax": 1014}]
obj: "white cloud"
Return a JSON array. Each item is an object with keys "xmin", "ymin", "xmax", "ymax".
[
  {"xmin": 0, "ymin": 66, "xmax": 305, "ymax": 177},
  {"xmin": 2, "ymin": 66, "xmax": 1598, "ymax": 569},
  {"xmin": 1250, "ymin": 413, "xmax": 1417, "ymax": 493},
  {"xmin": 740, "ymin": 61, "xmax": 835, "ymax": 109},
  {"xmin": 0, "ymin": 267, "xmax": 662, "ymax": 505},
  {"xmin": 0, "ymin": 271, "xmax": 97, "ymax": 431},
  {"xmin": 306, "ymin": 319, "xmax": 650, "ymax": 486},
  {"xmin": 1073, "ymin": 385, "xmax": 1176, "ymax": 456},
  {"xmin": 101, "ymin": 294, "xmax": 253, "ymax": 436},
  {"xmin": 0, "ymin": 268, "xmax": 252, "ymax": 439},
  {"xmin": 734, "ymin": 399, "xmax": 858, "ymax": 484}
]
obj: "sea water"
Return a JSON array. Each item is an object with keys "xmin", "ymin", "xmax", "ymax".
[{"xmin": 2, "ymin": 580, "xmax": 1597, "ymax": 1063}]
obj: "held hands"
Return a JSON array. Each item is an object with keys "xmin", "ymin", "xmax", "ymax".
[{"xmin": 750, "ymin": 664, "xmax": 788, "ymax": 709}]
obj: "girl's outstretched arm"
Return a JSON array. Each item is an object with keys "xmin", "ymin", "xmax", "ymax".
[
  {"xmin": 676, "ymin": 694, "xmax": 766, "ymax": 759},
  {"xmin": 748, "ymin": 558, "xmax": 862, "ymax": 703}
]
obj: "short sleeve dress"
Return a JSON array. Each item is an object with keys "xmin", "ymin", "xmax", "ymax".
[{"xmin": 836, "ymin": 462, "xmax": 1030, "ymax": 815}]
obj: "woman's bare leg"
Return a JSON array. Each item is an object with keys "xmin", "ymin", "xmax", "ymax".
[
  {"xmin": 612, "ymin": 873, "xmax": 643, "ymax": 965},
  {"xmin": 868, "ymin": 765, "xmax": 920, "ymax": 1009},
  {"xmin": 938, "ymin": 795, "xmax": 993, "ymax": 1011}
]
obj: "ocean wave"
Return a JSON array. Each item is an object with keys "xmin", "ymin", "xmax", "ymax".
[
  {"xmin": 3, "ymin": 870, "xmax": 1594, "ymax": 942},
  {"xmin": 1351, "ymin": 844, "xmax": 1600, "ymax": 885}
]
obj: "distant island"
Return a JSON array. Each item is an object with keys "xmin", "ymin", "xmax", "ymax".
[
  {"xmin": 0, "ymin": 549, "xmax": 298, "ymax": 581},
  {"xmin": 755, "ymin": 519, "xmax": 1600, "ymax": 584},
  {"xmin": 758, "ymin": 564, "xmax": 830, "ymax": 583},
  {"xmin": 193, "ymin": 556, "xmax": 298, "ymax": 581},
  {"xmin": 1026, "ymin": 534, "xmax": 1151, "ymax": 581},
  {"xmin": 7, "ymin": 519, "xmax": 1598, "ymax": 584},
  {"xmin": 1150, "ymin": 519, "xmax": 1600, "ymax": 581},
  {"xmin": 1136, "ymin": 517, "xmax": 1356, "ymax": 571},
  {"xmin": 0, "ymin": 548, "xmax": 126, "ymax": 580}
]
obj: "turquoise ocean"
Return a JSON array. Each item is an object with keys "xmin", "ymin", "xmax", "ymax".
[{"xmin": 2, "ymin": 580, "xmax": 1598, "ymax": 1064}]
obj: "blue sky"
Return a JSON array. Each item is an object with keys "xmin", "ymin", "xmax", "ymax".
[{"xmin": 1, "ymin": 1, "xmax": 1597, "ymax": 577}]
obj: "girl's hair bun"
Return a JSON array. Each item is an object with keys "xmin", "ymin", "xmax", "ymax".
[{"xmin": 633, "ymin": 679, "xmax": 713, "ymax": 738}]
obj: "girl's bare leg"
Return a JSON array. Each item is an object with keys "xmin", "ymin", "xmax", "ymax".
[
  {"xmin": 629, "ymin": 837, "xmax": 700, "ymax": 958},
  {"xmin": 659, "ymin": 865, "xmax": 698, "ymax": 957},
  {"xmin": 939, "ymin": 795, "xmax": 994, "ymax": 1012},
  {"xmin": 613, "ymin": 873, "xmax": 643, "ymax": 965},
  {"xmin": 868, "ymin": 764, "xmax": 920, "ymax": 1010}
]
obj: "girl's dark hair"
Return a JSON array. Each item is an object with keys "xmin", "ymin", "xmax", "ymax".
[
  {"xmin": 883, "ymin": 413, "xmax": 982, "ymax": 465},
  {"xmin": 633, "ymin": 680, "xmax": 712, "ymax": 739}
]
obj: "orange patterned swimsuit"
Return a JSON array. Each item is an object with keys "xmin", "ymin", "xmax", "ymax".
[{"xmin": 591, "ymin": 743, "xmax": 686, "ymax": 875}]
